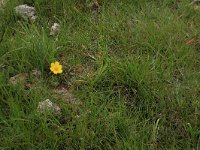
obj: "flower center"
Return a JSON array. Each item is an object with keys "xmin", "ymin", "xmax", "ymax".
[{"xmin": 54, "ymin": 67, "xmax": 59, "ymax": 71}]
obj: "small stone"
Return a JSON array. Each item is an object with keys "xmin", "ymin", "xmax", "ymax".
[
  {"xmin": 50, "ymin": 23, "xmax": 60, "ymax": 35},
  {"xmin": 37, "ymin": 99, "xmax": 61, "ymax": 115},
  {"xmin": 15, "ymin": 4, "xmax": 37, "ymax": 21},
  {"xmin": 9, "ymin": 73, "xmax": 28, "ymax": 85}
]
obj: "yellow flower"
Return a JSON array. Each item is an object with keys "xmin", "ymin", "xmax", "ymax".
[{"xmin": 50, "ymin": 61, "xmax": 63, "ymax": 74}]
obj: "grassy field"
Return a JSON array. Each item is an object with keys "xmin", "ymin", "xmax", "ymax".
[{"xmin": 0, "ymin": 0, "xmax": 200, "ymax": 149}]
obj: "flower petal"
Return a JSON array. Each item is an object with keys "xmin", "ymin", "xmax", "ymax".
[
  {"xmin": 58, "ymin": 69, "xmax": 63, "ymax": 73},
  {"xmin": 54, "ymin": 70, "xmax": 59, "ymax": 74},
  {"xmin": 55, "ymin": 61, "xmax": 60, "ymax": 65},
  {"xmin": 50, "ymin": 67, "xmax": 54, "ymax": 72},
  {"xmin": 51, "ymin": 63, "xmax": 55, "ymax": 67}
]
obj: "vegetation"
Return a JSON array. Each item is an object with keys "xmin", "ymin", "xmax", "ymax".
[{"xmin": 0, "ymin": 0, "xmax": 199, "ymax": 149}]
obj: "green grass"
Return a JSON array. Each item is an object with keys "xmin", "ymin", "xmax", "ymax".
[{"xmin": 0, "ymin": 0, "xmax": 200, "ymax": 149}]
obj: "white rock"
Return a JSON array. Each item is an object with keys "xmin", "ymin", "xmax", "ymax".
[
  {"xmin": 37, "ymin": 99, "xmax": 61, "ymax": 115},
  {"xmin": 15, "ymin": 4, "xmax": 37, "ymax": 21},
  {"xmin": 50, "ymin": 23, "xmax": 60, "ymax": 35}
]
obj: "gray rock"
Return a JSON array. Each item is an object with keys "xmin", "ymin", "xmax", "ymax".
[
  {"xmin": 37, "ymin": 99, "xmax": 61, "ymax": 115},
  {"xmin": 15, "ymin": 4, "xmax": 37, "ymax": 21},
  {"xmin": 50, "ymin": 23, "xmax": 60, "ymax": 35}
]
